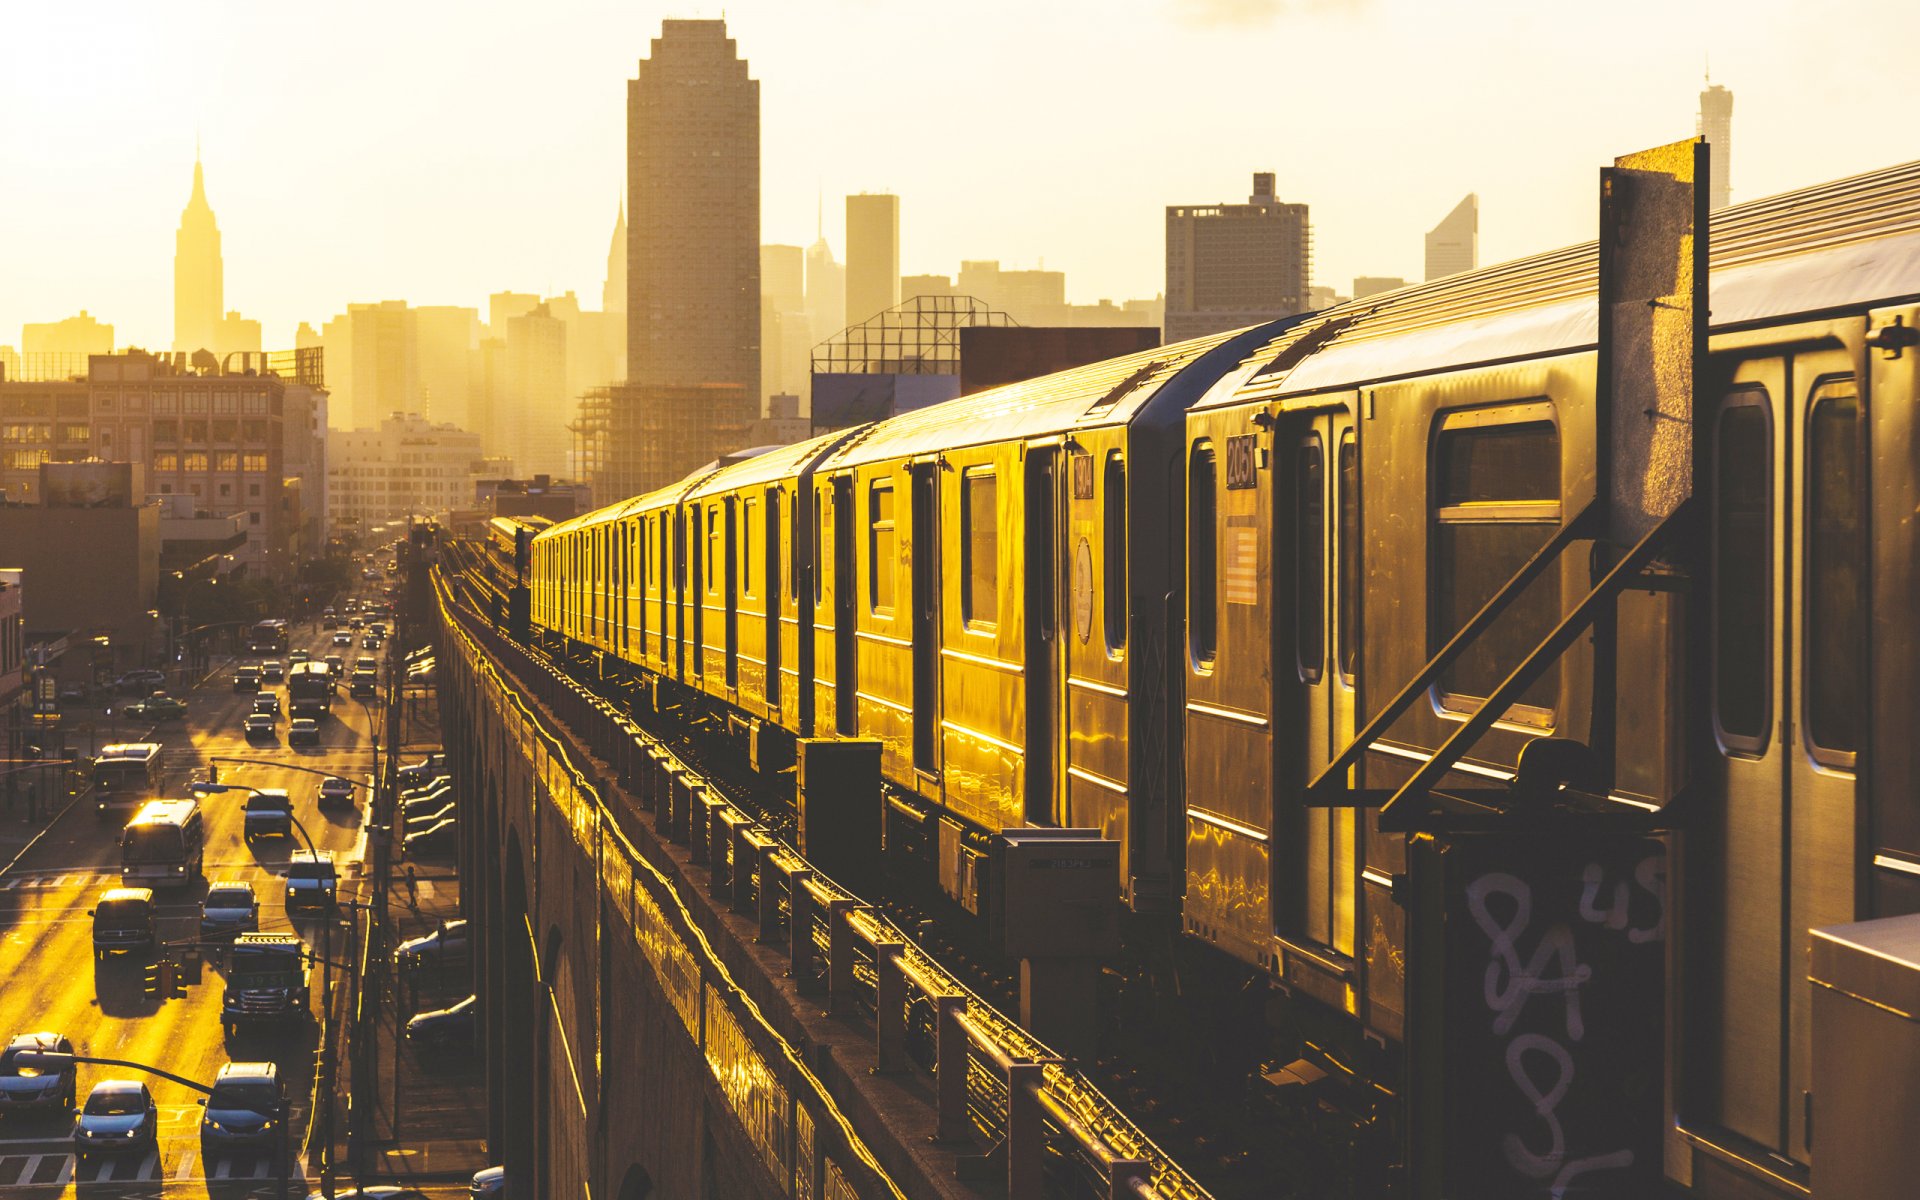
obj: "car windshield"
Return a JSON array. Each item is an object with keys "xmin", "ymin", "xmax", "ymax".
[
  {"xmin": 206, "ymin": 888, "xmax": 250, "ymax": 908},
  {"xmin": 245, "ymin": 795, "xmax": 289, "ymax": 813},
  {"xmin": 123, "ymin": 825, "xmax": 184, "ymax": 863},
  {"xmin": 85, "ymin": 1089, "xmax": 144, "ymax": 1116},
  {"xmin": 288, "ymin": 861, "xmax": 333, "ymax": 881},
  {"xmin": 97, "ymin": 898, "xmax": 149, "ymax": 925},
  {"xmin": 208, "ymin": 1082, "xmax": 278, "ymax": 1111}
]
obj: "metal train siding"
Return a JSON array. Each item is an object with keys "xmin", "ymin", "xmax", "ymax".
[{"xmin": 527, "ymin": 158, "xmax": 1920, "ymax": 1197}]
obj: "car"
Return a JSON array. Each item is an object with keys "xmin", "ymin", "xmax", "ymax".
[
  {"xmin": 396, "ymin": 754, "xmax": 447, "ymax": 789},
  {"xmin": 233, "ymin": 664, "xmax": 262, "ymax": 692},
  {"xmin": 200, "ymin": 880, "xmax": 261, "ymax": 938},
  {"xmin": 332, "ymin": 632, "xmax": 353, "ymax": 647},
  {"xmin": 114, "ymin": 669, "xmax": 167, "ymax": 695},
  {"xmin": 349, "ymin": 616, "xmax": 364, "ymax": 630},
  {"xmin": 370, "ymin": 622, "xmax": 388, "ymax": 638},
  {"xmin": 289, "ymin": 648, "xmax": 311, "ymax": 665},
  {"xmin": 285, "ymin": 850, "xmax": 337, "ymax": 911},
  {"xmin": 350, "ymin": 673, "xmax": 377, "ymax": 699},
  {"xmin": 404, "ymin": 995, "xmax": 476, "ymax": 1050},
  {"xmin": 57, "ymin": 682, "xmax": 91, "ymax": 707},
  {"xmin": 251, "ymin": 692, "xmax": 281, "ymax": 718},
  {"xmin": 124, "ymin": 693, "xmax": 187, "ymax": 721},
  {"xmin": 199, "ymin": 1062, "xmax": 282, "ymax": 1153},
  {"xmin": 90, "ymin": 888, "xmax": 156, "ymax": 957},
  {"xmin": 404, "ymin": 801, "xmax": 455, "ymax": 830},
  {"xmin": 0, "ymin": 1032, "xmax": 77, "ymax": 1114},
  {"xmin": 73, "ymin": 1080, "xmax": 158, "ymax": 1162},
  {"xmin": 325, "ymin": 654, "xmax": 345, "ymax": 674},
  {"xmin": 318, "ymin": 776, "xmax": 356, "ymax": 810},
  {"xmin": 308, "ymin": 1188, "xmax": 431, "ymax": 1199},
  {"xmin": 242, "ymin": 789, "xmax": 293, "ymax": 839},
  {"xmin": 403, "ymin": 818, "xmax": 457, "ymax": 857},
  {"xmin": 260, "ymin": 660, "xmax": 285, "ymax": 683},
  {"xmin": 364, "ymin": 634, "xmax": 383, "ymax": 650},
  {"xmin": 470, "ymin": 1167, "xmax": 506, "ymax": 1198},
  {"xmin": 243, "ymin": 713, "xmax": 277, "ymax": 741},
  {"xmin": 395, "ymin": 919, "xmax": 470, "ymax": 972},
  {"xmin": 288, "ymin": 718, "xmax": 320, "ymax": 747}
]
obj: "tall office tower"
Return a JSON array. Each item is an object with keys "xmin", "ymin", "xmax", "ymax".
[
  {"xmin": 1699, "ymin": 83, "xmax": 1733, "ymax": 210},
  {"xmin": 415, "ymin": 306, "xmax": 482, "ymax": 429},
  {"xmin": 1424, "ymin": 194, "xmax": 1478, "ymax": 282},
  {"xmin": 619, "ymin": 18, "xmax": 759, "ymax": 496},
  {"xmin": 1164, "ymin": 172, "xmax": 1312, "ymax": 342},
  {"xmin": 845, "ymin": 193, "xmax": 901, "ymax": 327},
  {"xmin": 603, "ymin": 203, "xmax": 627, "ymax": 313},
  {"xmin": 345, "ymin": 301, "xmax": 418, "ymax": 431},
  {"xmin": 173, "ymin": 155, "xmax": 223, "ymax": 355},
  {"xmin": 761, "ymin": 245, "xmax": 809, "ymax": 404},
  {"xmin": 805, "ymin": 235, "xmax": 845, "ymax": 342}
]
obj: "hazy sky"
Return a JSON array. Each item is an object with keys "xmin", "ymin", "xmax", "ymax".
[{"xmin": 4, "ymin": 0, "xmax": 1917, "ymax": 352}]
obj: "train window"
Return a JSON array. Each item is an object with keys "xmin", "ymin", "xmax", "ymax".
[
  {"xmin": 708, "ymin": 506, "xmax": 723, "ymax": 597},
  {"xmin": 1713, "ymin": 392, "xmax": 1771, "ymax": 750},
  {"xmin": 1189, "ymin": 441, "xmax": 1217, "ymax": 667},
  {"xmin": 1338, "ymin": 433, "xmax": 1358, "ymax": 680},
  {"xmin": 1296, "ymin": 435, "xmax": 1325, "ymax": 684},
  {"xmin": 814, "ymin": 489, "xmax": 826, "ymax": 606},
  {"xmin": 742, "ymin": 498, "xmax": 757, "ymax": 598},
  {"xmin": 1431, "ymin": 405, "xmax": 1559, "ymax": 722},
  {"xmin": 962, "ymin": 469, "xmax": 998, "ymax": 627},
  {"xmin": 1805, "ymin": 379, "xmax": 1862, "ymax": 760},
  {"xmin": 869, "ymin": 481, "xmax": 895, "ymax": 613},
  {"xmin": 1104, "ymin": 453, "xmax": 1127, "ymax": 653},
  {"xmin": 790, "ymin": 490, "xmax": 801, "ymax": 601}
]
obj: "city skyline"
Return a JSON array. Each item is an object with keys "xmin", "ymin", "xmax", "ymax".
[{"xmin": 3, "ymin": 0, "xmax": 1915, "ymax": 353}]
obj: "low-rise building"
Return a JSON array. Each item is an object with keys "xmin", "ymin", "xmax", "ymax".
[
  {"xmin": 477, "ymin": 475, "xmax": 590, "ymax": 521},
  {"xmin": 0, "ymin": 463, "xmax": 161, "ymax": 674},
  {"xmin": 327, "ymin": 412, "xmax": 487, "ymax": 533}
]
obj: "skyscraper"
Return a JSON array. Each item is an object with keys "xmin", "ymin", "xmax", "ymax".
[
  {"xmin": 1698, "ymin": 83, "xmax": 1733, "ymax": 210},
  {"xmin": 845, "ymin": 193, "xmax": 901, "ymax": 328},
  {"xmin": 603, "ymin": 203, "xmax": 627, "ymax": 314},
  {"xmin": 1424, "ymin": 194, "xmax": 1478, "ymax": 282},
  {"xmin": 1164, "ymin": 172, "xmax": 1312, "ymax": 342},
  {"xmin": 806, "ymin": 235, "xmax": 845, "ymax": 343},
  {"xmin": 618, "ymin": 18, "xmax": 759, "ymax": 496},
  {"xmin": 173, "ymin": 155, "xmax": 223, "ymax": 356}
]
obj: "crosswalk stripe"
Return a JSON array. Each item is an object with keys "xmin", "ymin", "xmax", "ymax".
[
  {"xmin": 176, "ymin": 1148, "xmax": 195, "ymax": 1178},
  {"xmin": 49, "ymin": 1155, "xmax": 71, "ymax": 1184},
  {"xmin": 213, "ymin": 1156, "xmax": 230, "ymax": 1179}
]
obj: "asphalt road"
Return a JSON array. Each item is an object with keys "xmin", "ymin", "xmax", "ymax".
[{"xmin": 0, "ymin": 617, "xmax": 391, "ymax": 1198}]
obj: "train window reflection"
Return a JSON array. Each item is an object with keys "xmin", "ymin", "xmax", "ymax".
[
  {"xmin": 1297, "ymin": 436, "xmax": 1325, "ymax": 684},
  {"xmin": 962, "ymin": 470, "xmax": 997, "ymax": 627},
  {"xmin": 1189, "ymin": 442, "xmax": 1217, "ymax": 666},
  {"xmin": 869, "ymin": 482, "xmax": 895, "ymax": 613},
  {"xmin": 1104, "ymin": 453, "xmax": 1127, "ymax": 653},
  {"xmin": 1806, "ymin": 380, "xmax": 1861, "ymax": 760},
  {"xmin": 1714, "ymin": 393, "xmax": 1771, "ymax": 751},
  {"xmin": 1432, "ymin": 412, "xmax": 1559, "ymax": 722}
]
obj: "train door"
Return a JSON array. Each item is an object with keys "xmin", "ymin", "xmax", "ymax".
[
  {"xmin": 1025, "ymin": 445, "xmax": 1061, "ymax": 825},
  {"xmin": 1697, "ymin": 336, "xmax": 1863, "ymax": 1168},
  {"xmin": 767, "ymin": 486, "xmax": 783, "ymax": 714},
  {"xmin": 911, "ymin": 462, "xmax": 939, "ymax": 772},
  {"xmin": 725, "ymin": 497, "xmax": 739, "ymax": 690},
  {"xmin": 1281, "ymin": 407, "xmax": 1359, "ymax": 977},
  {"xmin": 834, "ymin": 476, "xmax": 858, "ymax": 734}
]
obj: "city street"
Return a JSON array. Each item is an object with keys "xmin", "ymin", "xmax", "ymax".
[{"xmin": 0, "ymin": 618, "xmax": 382, "ymax": 1198}]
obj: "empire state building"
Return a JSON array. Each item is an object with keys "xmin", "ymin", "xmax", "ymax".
[{"xmin": 173, "ymin": 155, "xmax": 223, "ymax": 355}]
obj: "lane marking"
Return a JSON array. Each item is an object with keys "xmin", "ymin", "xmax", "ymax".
[{"xmin": 175, "ymin": 1148, "xmax": 195, "ymax": 1178}]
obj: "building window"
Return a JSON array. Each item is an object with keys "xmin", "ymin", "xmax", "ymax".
[
  {"xmin": 214, "ymin": 393, "xmax": 238, "ymax": 415},
  {"xmin": 1189, "ymin": 441, "xmax": 1216, "ymax": 666},
  {"xmin": 249, "ymin": 483, "xmax": 261, "ymax": 498},
  {"xmin": 961, "ymin": 469, "xmax": 996, "ymax": 627},
  {"xmin": 249, "ymin": 511, "xmax": 260, "ymax": 525},
  {"xmin": 185, "ymin": 420, "xmax": 208, "ymax": 443},
  {"xmin": 184, "ymin": 392, "xmax": 208, "ymax": 414},
  {"xmin": 153, "ymin": 421, "xmax": 178, "ymax": 443},
  {"xmin": 154, "ymin": 453, "xmax": 179, "ymax": 472},
  {"xmin": 220, "ymin": 484, "xmax": 232, "ymax": 498},
  {"xmin": 1431, "ymin": 403, "xmax": 1560, "ymax": 724},
  {"xmin": 868, "ymin": 481, "xmax": 895, "ymax": 613},
  {"xmin": 1104, "ymin": 453, "xmax": 1127, "ymax": 653},
  {"xmin": 216, "ymin": 452, "xmax": 239, "ymax": 472},
  {"xmin": 184, "ymin": 452, "xmax": 208, "ymax": 472},
  {"xmin": 154, "ymin": 393, "xmax": 178, "ymax": 415},
  {"xmin": 243, "ymin": 453, "xmax": 267, "ymax": 473}
]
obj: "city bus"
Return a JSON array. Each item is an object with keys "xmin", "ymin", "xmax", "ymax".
[
  {"xmin": 248, "ymin": 619, "xmax": 290, "ymax": 656},
  {"xmin": 120, "ymin": 798, "xmax": 205, "ymax": 887},
  {"xmin": 91, "ymin": 744, "xmax": 163, "ymax": 817},
  {"xmin": 287, "ymin": 660, "xmax": 335, "ymax": 718}
]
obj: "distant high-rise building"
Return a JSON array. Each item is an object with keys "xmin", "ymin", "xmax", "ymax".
[
  {"xmin": 1698, "ymin": 83, "xmax": 1733, "ymax": 211},
  {"xmin": 1424, "ymin": 194, "xmax": 1478, "ymax": 282},
  {"xmin": 762, "ymin": 245, "xmax": 805, "ymax": 313},
  {"xmin": 1164, "ymin": 172, "xmax": 1311, "ymax": 341},
  {"xmin": 761, "ymin": 245, "xmax": 809, "ymax": 406},
  {"xmin": 603, "ymin": 204, "xmax": 627, "ymax": 314},
  {"xmin": 22, "ymin": 312, "xmax": 114, "ymax": 359},
  {"xmin": 619, "ymin": 18, "xmax": 759, "ymax": 497},
  {"xmin": 902, "ymin": 273, "xmax": 953, "ymax": 301},
  {"xmin": 213, "ymin": 311, "xmax": 261, "ymax": 359},
  {"xmin": 845, "ymin": 193, "xmax": 901, "ymax": 328},
  {"xmin": 174, "ymin": 156, "xmax": 223, "ymax": 356},
  {"xmin": 1353, "ymin": 276, "xmax": 1408, "ymax": 300},
  {"xmin": 344, "ymin": 301, "xmax": 419, "ymax": 431},
  {"xmin": 504, "ymin": 304, "xmax": 570, "ymax": 478},
  {"xmin": 805, "ymin": 235, "xmax": 845, "ymax": 343},
  {"xmin": 959, "ymin": 261, "xmax": 1067, "ymax": 324},
  {"xmin": 415, "ymin": 306, "xmax": 482, "ymax": 429}
]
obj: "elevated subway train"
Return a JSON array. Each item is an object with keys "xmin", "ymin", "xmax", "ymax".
[{"xmin": 525, "ymin": 158, "xmax": 1920, "ymax": 1198}]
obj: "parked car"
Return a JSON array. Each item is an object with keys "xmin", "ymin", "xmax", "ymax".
[
  {"xmin": 396, "ymin": 755, "xmax": 448, "ymax": 789},
  {"xmin": 404, "ymin": 996, "xmax": 476, "ymax": 1050},
  {"xmin": 114, "ymin": 669, "xmax": 167, "ymax": 695},
  {"xmin": 317, "ymin": 776, "xmax": 356, "ymax": 810},
  {"xmin": 90, "ymin": 888, "xmax": 156, "ymax": 958},
  {"xmin": 405, "ymin": 801, "xmax": 456, "ymax": 831},
  {"xmin": 198, "ymin": 1062, "xmax": 282, "ymax": 1153},
  {"xmin": 310, "ymin": 1188, "xmax": 430, "ymax": 1199},
  {"xmin": 401, "ymin": 783, "xmax": 451, "ymax": 815},
  {"xmin": 260, "ymin": 660, "xmax": 285, "ymax": 683},
  {"xmin": 285, "ymin": 851, "xmax": 337, "ymax": 912},
  {"xmin": 243, "ymin": 789, "xmax": 293, "ymax": 839},
  {"xmin": 0, "ymin": 1032, "xmax": 78, "ymax": 1113},
  {"xmin": 403, "ymin": 818, "xmax": 457, "ymax": 857},
  {"xmin": 469, "ymin": 1167, "xmax": 506, "ymax": 1198},
  {"xmin": 289, "ymin": 718, "xmax": 320, "ymax": 747},
  {"xmin": 124, "ymin": 694, "xmax": 187, "ymax": 721},
  {"xmin": 395, "ymin": 919, "xmax": 470, "ymax": 972},
  {"xmin": 200, "ymin": 881, "xmax": 261, "ymax": 938},
  {"xmin": 73, "ymin": 1080, "xmax": 159, "ymax": 1163}
]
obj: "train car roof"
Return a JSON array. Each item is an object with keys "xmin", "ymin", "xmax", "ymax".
[
  {"xmin": 1197, "ymin": 157, "xmax": 1920, "ymax": 411},
  {"xmin": 681, "ymin": 426, "xmax": 866, "ymax": 502},
  {"xmin": 819, "ymin": 323, "xmax": 1288, "ymax": 471},
  {"xmin": 540, "ymin": 460, "xmax": 728, "ymax": 541}
]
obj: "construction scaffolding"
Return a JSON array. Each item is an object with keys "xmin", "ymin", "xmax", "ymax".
[
  {"xmin": 572, "ymin": 381, "xmax": 757, "ymax": 505},
  {"xmin": 810, "ymin": 294, "xmax": 1017, "ymax": 376}
]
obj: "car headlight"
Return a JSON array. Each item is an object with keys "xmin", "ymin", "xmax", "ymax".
[{"xmin": 123, "ymin": 1128, "xmax": 140, "ymax": 1138}]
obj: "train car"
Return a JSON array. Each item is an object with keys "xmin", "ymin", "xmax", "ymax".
[{"xmin": 1183, "ymin": 159, "xmax": 1920, "ymax": 1194}]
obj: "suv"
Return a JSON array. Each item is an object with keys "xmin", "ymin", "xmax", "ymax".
[
  {"xmin": 124, "ymin": 693, "xmax": 187, "ymax": 721},
  {"xmin": 285, "ymin": 851, "xmax": 337, "ymax": 912},
  {"xmin": 221, "ymin": 934, "xmax": 311, "ymax": 1033},
  {"xmin": 350, "ymin": 670, "xmax": 377, "ymax": 699},
  {"xmin": 233, "ymin": 664, "xmax": 262, "ymax": 692},
  {"xmin": 0, "ymin": 1033, "xmax": 78, "ymax": 1113},
  {"xmin": 242, "ymin": 789, "xmax": 293, "ymax": 840},
  {"xmin": 199, "ymin": 1062, "xmax": 282, "ymax": 1153},
  {"xmin": 89, "ymin": 888, "xmax": 157, "ymax": 957},
  {"xmin": 289, "ymin": 648, "xmax": 311, "ymax": 665},
  {"xmin": 318, "ymin": 776, "xmax": 356, "ymax": 810},
  {"xmin": 251, "ymin": 692, "xmax": 281, "ymax": 718}
]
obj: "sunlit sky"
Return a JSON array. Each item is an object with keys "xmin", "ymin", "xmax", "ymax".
[{"xmin": 4, "ymin": 0, "xmax": 1917, "ymax": 352}]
